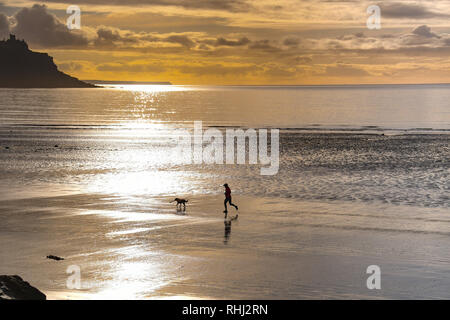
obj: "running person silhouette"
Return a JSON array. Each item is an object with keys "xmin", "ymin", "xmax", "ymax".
[{"xmin": 223, "ymin": 183, "xmax": 238, "ymax": 216}]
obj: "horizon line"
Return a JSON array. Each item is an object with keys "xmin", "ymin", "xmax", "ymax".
[{"xmin": 83, "ymin": 81, "xmax": 450, "ymax": 87}]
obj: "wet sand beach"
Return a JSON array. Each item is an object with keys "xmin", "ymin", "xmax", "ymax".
[{"xmin": 1, "ymin": 192, "xmax": 450, "ymax": 299}]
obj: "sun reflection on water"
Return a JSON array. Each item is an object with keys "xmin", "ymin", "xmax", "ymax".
[
  {"xmin": 71, "ymin": 85, "xmax": 204, "ymax": 299},
  {"xmin": 109, "ymin": 84, "xmax": 192, "ymax": 93}
]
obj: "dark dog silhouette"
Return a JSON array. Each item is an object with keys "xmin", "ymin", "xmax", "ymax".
[{"xmin": 171, "ymin": 198, "xmax": 188, "ymax": 210}]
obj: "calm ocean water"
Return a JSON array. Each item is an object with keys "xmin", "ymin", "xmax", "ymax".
[
  {"xmin": 0, "ymin": 85, "xmax": 449, "ymax": 299},
  {"xmin": 0, "ymin": 84, "xmax": 449, "ymax": 129},
  {"xmin": 0, "ymin": 85, "xmax": 448, "ymax": 205}
]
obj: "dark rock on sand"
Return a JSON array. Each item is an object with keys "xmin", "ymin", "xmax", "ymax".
[
  {"xmin": 0, "ymin": 275, "xmax": 46, "ymax": 300},
  {"xmin": 47, "ymin": 255, "xmax": 64, "ymax": 261}
]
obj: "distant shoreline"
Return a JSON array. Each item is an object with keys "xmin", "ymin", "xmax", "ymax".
[
  {"xmin": 84, "ymin": 80, "xmax": 172, "ymax": 85},
  {"xmin": 84, "ymin": 82, "xmax": 449, "ymax": 87},
  {"xmin": 196, "ymin": 83, "xmax": 450, "ymax": 87}
]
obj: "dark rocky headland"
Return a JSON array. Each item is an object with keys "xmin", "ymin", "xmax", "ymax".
[
  {"xmin": 0, "ymin": 34, "xmax": 95, "ymax": 88},
  {"xmin": 0, "ymin": 275, "xmax": 46, "ymax": 300}
]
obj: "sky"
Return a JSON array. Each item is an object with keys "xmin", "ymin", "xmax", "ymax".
[{"xmin": 1, "ymin": 0, "xmax": 450, "ymax": 84}]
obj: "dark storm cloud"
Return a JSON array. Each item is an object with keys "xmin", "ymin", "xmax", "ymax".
[
  {"xmin": 283, "ymin": 36, "xmax": 301, "ymax": 47},
  {"xmin": 94, "ymin": 27, "xmax": 141, "ymax": 46},
  {"xmin": 3, "ymin": 4, "xmax": 193, "ymax": 50},
  {"xmin": 303, "ymin": 25, "xmax": 450, "ymax": 56},
  {"xmin": 40, "ymin": 0, "xmax": 251, "ymax": 12},
  {"xmin": 11, "ymin": 4, "xmax": 89, "ymax": 47},
  {"xmin": 214, "ymin": 37, "xmax": 250, "ymax": 47},
  {"xmin": 380, "ymin": 3, "xmax": 450, "ymax": 19},
  {"xmin": 165, "ymin": 35, "xmax": 195, "ymax": 48},
  {"xmin": 412, "ymin": 25, "xmax": 440, "ymax": 38},
  {"xmin": 96, "ymin": 27, "xmax": 122, "ymax": 42}
]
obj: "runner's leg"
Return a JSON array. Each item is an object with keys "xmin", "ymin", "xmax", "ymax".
[{"xmin": 229, "ymin": 196, "xmax": 238, "ymax": 210}]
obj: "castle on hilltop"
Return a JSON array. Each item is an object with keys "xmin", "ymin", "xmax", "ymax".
[{"xmin": 0, "ymin": 34, "xmax": 29, "ymax": 50}]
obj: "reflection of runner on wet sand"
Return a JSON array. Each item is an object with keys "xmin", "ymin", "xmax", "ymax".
[{"xmin": 224, "ymin": 215, "xmax": 238, "ymax": 245}]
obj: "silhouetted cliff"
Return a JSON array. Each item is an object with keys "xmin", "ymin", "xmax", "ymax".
[
  {"xmin": 0, "ymin": 34, "xmax": 95, "ymax": 88},
  {"xmin": 0, "ymin": 275, "xmax": 46, "ymax": 300}
]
